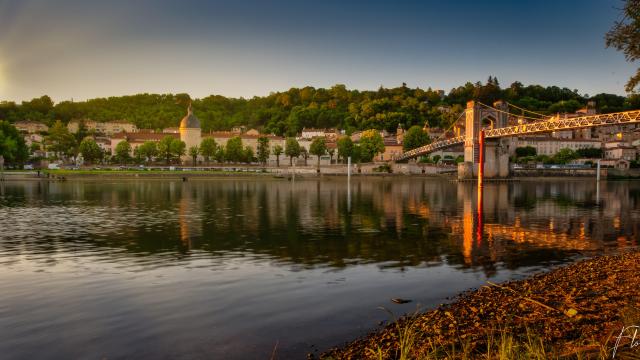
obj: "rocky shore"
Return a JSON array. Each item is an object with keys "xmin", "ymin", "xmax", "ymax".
[{"xmin": 322, "ymin": 250, "xmax": 640, "ymax": 359}]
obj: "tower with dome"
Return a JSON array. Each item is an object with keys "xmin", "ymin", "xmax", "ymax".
[{"xmin": 179, "ymin": 102, "xmax": 202, "ymax": 162}]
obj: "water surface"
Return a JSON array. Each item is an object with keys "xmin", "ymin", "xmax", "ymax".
[{"xmin": 1, "ymin": 178, "xmax": 638, "ymax": 359}]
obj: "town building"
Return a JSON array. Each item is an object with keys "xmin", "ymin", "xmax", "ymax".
[
  {"xmin": 511, "ymin": 137, "xmax": 601, "ymax": 156},
  {"xmin": 603, "ymin": 141, "xmax": 637, "ymax": 161},
  {"xmin": 15, "ymin": 120, "xmax": 49, "ymax": 133},
  {"xmin": 179, "ymin": 103, "xmax": 202, "ymax": 161},
  {"xmin": 68, "ymin": 119, "xmax": 137, "ymax": 135}
]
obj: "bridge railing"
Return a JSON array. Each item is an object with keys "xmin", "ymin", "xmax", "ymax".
[
  {"xmin": 397, "ymin": 136, "xmax": 465, "ymax": 161},
  {"xmin": 485, "ymin": 110, "xmax": 640, "ymax": 138}
]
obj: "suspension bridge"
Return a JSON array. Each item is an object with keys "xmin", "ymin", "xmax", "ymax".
[{"xmin": 397, "ymin": 100, "xmax": 640, "ymax": 179}]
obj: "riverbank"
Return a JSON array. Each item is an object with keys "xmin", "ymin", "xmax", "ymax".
[
  {"xmin": 0, "ymin": 168, "xmax": 451, "ymax": 180},
  {"xmin": 322, "ymin": 250, "xmax": 640, "ymax": 359}
]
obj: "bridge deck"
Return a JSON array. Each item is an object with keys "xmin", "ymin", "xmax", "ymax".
[{"xmin": 398, "ymin": 109, "xmax": 640, "ymax": 160}]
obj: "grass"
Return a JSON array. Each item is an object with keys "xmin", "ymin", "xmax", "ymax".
[
  {"xmin": 346, "ymin": 309, "xmax": 620, "ymax": 360},
  {"xmin": 41, "ymin": 169, "xmax": 270, "ymax": 176}
]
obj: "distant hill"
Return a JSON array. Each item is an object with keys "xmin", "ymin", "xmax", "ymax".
[{"xmin": 1, "ymin": 79, "xmax": 639, "ymax": 136}]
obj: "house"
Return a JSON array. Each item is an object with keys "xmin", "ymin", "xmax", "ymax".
[
  {"xmin": 604, "ymin": 141, "xmax": 636, "ymax": 161},
  {"xmin": 15, "ymin": 120, "xmax": 49, "ymax": 134},
  {"xmin": 163, "ymin": 127, "xmax": 180, "ymax": 134},
  {"xmin": 512, "ymin": 137, "xmax": 601, "ymax": 156},
  {"xmin": 375, "ymin": 136, "xmax": 403, "ymax": 162},
  {"xmin": 68, "ymin": 119, "xmax": 137, "ymax": 135}
]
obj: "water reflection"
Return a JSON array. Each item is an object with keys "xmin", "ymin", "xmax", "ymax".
[
  {"xmin": 0, "ymin": 178, "xmax": 639, "ymax": 359},
  {"xmin": 1, "ymin": 179, "xmax": 639, "ymax": 271}
]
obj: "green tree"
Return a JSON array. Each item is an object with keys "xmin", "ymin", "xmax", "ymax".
[
  {"xmin": 157, "ymin": 136, "xmax": 183, "ymax": 165},
  {"xmin": 189, "ymin": 146, "xmax": 199, "ymax": 166},
  {"xmin": 359, "ymin": 129, "xmax": 384, "ymax": 163},
  {"xmin": 337, "ymin": 136, "xmax": 354, "ymax": 163},
  {"xmin": 243, "ymin": 146, "xmax": 254, "ymax": 163},
  {"xmin": 137, "ymin": 141, "xmax": 158, "ymax": 164},
  {"xmin": 432, "ymin": 154, "xmax": 442, "ymax": 165},
  {"xmin": 576, "ymin": 147, "xmax": 603, "ymax": 158},
  {"xmin": 256, "ymin": 136, "xmax": 270, "ymax": 165},
  {"xmin": 327, "ymin": 148, "xmax": 335, "ymax": 164},
  {"xmin": 552, "ymin": 148, "xmax": 578, "ymax": 164},
  {"xmin": 515, "ymin": 146, "xmax": 537, "ymax": 158},
  {"xmin": 272, "ymin": 144, "xmax": 283, "ymax": 167},
  {"xmin": 214, "ymin": 146, "xmax": 225, "ymax": 163},
  {"xmin": 199, "ymin": 138, "xmax": 217, "ymax": 165},
  {"xmin": 172, "ymin": 140, "xmax": 186, "ymax": 162},
  {"xmin": 225, "ymin": 136, "xmax": 244, "ymax": 163},
  {"xmin": 285, "ymin": 137, "xmax": 301, "ymax": 166},
  {"xmin": 47, "ymin": 120, "xmax": 76, "ymax": 158},
  {"xmin": 606, "ymin": 0, "xmax": 640, "ymax": 92},
  {"xmin": 78, "ymin": 138, "xmax": 102, "ymax": 164},
  {"xmin": 0, "ymin": 121, "xmax": 29, "ymax": 168},
  {"xmin": 309, "ymin": 137, "xmax": 327, "ymax": 169},
  {"xmin": 30, "ymin": 142, "xmax": 41, "ymax": 154},
  {"xmin": 115, "ymin": 140, "xmax": 132, "ymax": 164},
  {"xmin": 300, "ymin": 147, "xmax": 309, "ymax": 166},
  {"xmin": 402, "ymin": 126, "xmax": 430, "ymax": 151}
]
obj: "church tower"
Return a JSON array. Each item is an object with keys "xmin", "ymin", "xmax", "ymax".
[{"xmin": 179, "ymin": 102, "xmax": 202, "ymax": 163}]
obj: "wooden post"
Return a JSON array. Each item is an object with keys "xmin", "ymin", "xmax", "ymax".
[{"xmin": 478, "ymin": 130, "xmax": 485, "ymax": 187}]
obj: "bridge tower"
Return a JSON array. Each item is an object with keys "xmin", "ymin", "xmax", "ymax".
[{"xmin": 458, "ymin": 100, "xmax": 510, "ymax": 180}]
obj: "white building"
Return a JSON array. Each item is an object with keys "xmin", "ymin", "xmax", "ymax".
[{"xmin": 512, "ymin": 137, "xmax": 601, "ymax": 156}]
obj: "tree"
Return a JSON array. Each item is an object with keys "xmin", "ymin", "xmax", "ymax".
[
  {"xmin": 30, "ymin": 142, "xmax": 41, "ymax": 154},
  {"xmin": 337, "ymin": 136, "xmax": 354, "ymax": 163},
  {"xmin": 172, "ymin": 140, "xmax": 186, "ymax": 162},
  {"xmin": 515, "ymin": 146, "xmax": 537, "ymax": 158},
  {"xmin": 189, "ymin": 146, "xmax": 199, "ymax": 166},
  {"xmin": 606, "ymin": 0, "xmax": 640, "ymax": 92},
  {"xmin": 359, "ymin": 129, "xmax": 384, "ymax": 163},
  {"xmin": 300, "ymin": 147, "xmax": 309, "ymax": 166},
  {"xmin": 273, "ymin": 144, "xmax": 283, "ymax": 167},
  {"xmin": 214, "ymin": 146, "xmax": 225, "ymax": 163},
  {"xmin": 576, "ymin": 147, "xmax": 603, "ymax": 158},
  {"xmin": 309, "ymin": 137, "xmax": 327, "ymax": 170},
  {"xmin": 553, "ymin": 148, "xmax": 578, "ymax": 164},
  {"xmin": 78, "ymin": 138, "xmax": 102, "ymax": 164},
  {"xmin": 199, "ymin": 138, "xmax": 217, "ymax": 165},
  {"xmin": 256, "ymin": 136, "xmax": 270, "ymax": 165},
  {"xmin": 47, "ymin": 120, "xmax": 76, "ymax": 159},
  {"xmin": 137, "ymin": 141, "xmax": 158, "ymax": 164},
  {"xmin": 157, "ymin": 136, "xmax": 183, "ymax": 165},
  {"xmin": 0, "ymin": 121, "xmax": 29, "ymax": 167},
  {"xmin": 243, "ymin": 146, "xmax": 254, "ymax": 163},
  {"xmin": 115, "ymin": 140, "xmax": 132, "ymax": 164},
  {"xmin": 432, "ymin": 154, "xmax": 441, "ymax": 165},
  {"xmin": 328, "ymin": 148, "xmax": 335, "ymax": 164},
  {"xmin": 225, "ymin": 136, "xmax": 244, "ymax": 163},
  {"xmin": 285, "ymin": 137, "xmax": 301, "ymax": 166},
  {"xmin": 402, "ymin": 126, "xmax": 430, "ymax": 151}
]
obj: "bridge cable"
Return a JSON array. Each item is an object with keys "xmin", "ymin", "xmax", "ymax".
[
  {"xmin": 433, "ymin": 109, "xmax": 467, "ymax": 142},
  {"xmin": 506, "ymin": 102, "xmax": 550, "ymax": 119},
  {"xmin": 476, "ymin": 102, "xmax": 547, "ymax": 122}
]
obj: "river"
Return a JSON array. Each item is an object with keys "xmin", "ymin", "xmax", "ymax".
[{"xmin": 0, "ymin": 178, "xmax": 638, "ymax": 359}]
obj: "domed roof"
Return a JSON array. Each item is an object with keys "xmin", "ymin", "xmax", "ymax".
[{"xmin": 180, "ymin": 103, "xmax": 200, "ymax": 129}]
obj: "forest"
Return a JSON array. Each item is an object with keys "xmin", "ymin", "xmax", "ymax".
[{"xmin": 2, "ymin": 78, "xmax": 640, "ymax": 136}]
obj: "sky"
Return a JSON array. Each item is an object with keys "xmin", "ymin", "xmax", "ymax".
[{"xmin": 0, "ymin": 0, "xmax": 635, "ymax": 102}]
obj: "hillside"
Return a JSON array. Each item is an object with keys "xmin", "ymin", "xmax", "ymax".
[{"xmin": 2, "ymin": 79, "xmax": 639, "ymax": 136}]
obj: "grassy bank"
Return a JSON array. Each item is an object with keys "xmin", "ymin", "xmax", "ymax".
[{"xmin": 322, "ymin": 251, "xmax": 640, "ymax": 359}]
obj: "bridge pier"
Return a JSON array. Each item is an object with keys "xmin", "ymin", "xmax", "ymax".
[
  {"xmin": 458, "ymin": 100, "xmax": 510, "ymax": 180},
  {"xmin": 458, "ymin": 140, "xmax": 509, "ymax": 180}
]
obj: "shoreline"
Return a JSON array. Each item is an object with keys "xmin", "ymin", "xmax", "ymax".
[{"xmin": 321, "ymin": 250, "xmax": 640, "ymax": 359}]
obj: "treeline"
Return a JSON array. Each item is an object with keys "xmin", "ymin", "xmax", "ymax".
[{"xmin": 2, "ymin": 78, "xmax": 640, "ymax": 136}]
